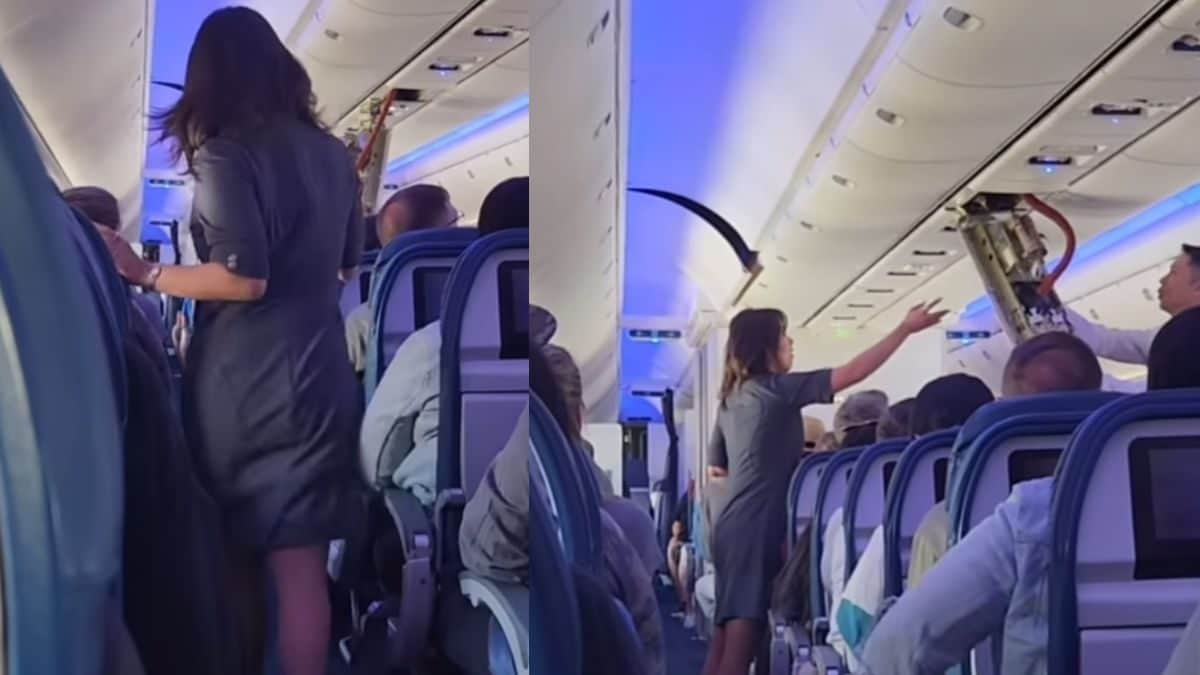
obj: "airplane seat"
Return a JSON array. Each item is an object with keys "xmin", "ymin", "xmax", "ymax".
[
  {"xmin": 0, "ymin": 63, "xmax": 126, "ymax": 673},
  {"xmin": 1049, "ymin": 390, "xmax": 1200, "ymax": 675},
  {"xmin": 364, "ymin": 228, "xmax": 477, "ymax": 398},
  {"xmin": 810, "ymin": 447, "xmax": 864, "ymax": 621},
  {"xmin": 844, "ymin": 440, "xmax": 909, "ymax": 575},
  {"xmin": 882, "ymin": 428, "xmax": 959, "ymax": 599},
  {"xmin": 943, "ymin": 392, "xmax": 1124, "ymax": 675},
  {"xmin": 530, "ymin": 473, "xmax": 582, "ymax": 675},
  {"xmin": 337, "ymin": 247, "xmax": 377, "ymax": 319},
  {"xmin": 768, "ymin": 453, "xmax": 832, "ymax": 674}
]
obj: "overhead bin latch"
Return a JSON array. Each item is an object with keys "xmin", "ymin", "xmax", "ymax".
[{"xmin": 950, "ymin": 193, "xmax": 1077, "ymax": 344}]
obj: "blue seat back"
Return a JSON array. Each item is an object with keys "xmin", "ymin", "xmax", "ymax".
[
  {"xmin": 0, "ymin": 64, "xmax": 124, "ymax": 675},
  {"xmin": 787, "ymin": 452, "xmax": 832, "ymax": 550},
  {"xmin": 339, "ymin": 248, "xmax": 378, "ymax": 318},
  {"xmin": 948, "ymin": 392, "xmax": 1124, "ymax": 544},
  {"xmin": 844, "ymin": 440, "xmax": 908, "ymax": 575},
  {"xmin": 530, "ymin": 474, "xmax": 582, "ymax": 675},
  {"xmin": 529, "ymin": 395, "xmax": 603, "ymax": 570},
  {"xmin": 1049, "ymin": 390, "xmax": 1200, "ymax": 675},
  {"xmin": 437, "ymin": 229, "xmax": 528, "ymax": 498},
  {"xmin": 810, "ymin": 447, "xmax": 863, "ymax": 618},
  {"xmin": 365, "ymin": 229, "xmax": 477, "ymax": 397},
  {"xmin": 882, "ymin": 429, "xmax": 958, "ymax": 598}
]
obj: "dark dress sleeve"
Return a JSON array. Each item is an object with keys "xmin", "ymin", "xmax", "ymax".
[
  {"xmin": 768, "ymin": 369, "xmax": 835, "ymax": 408},
  {"xmin": 191, "ymin": 139, "xmax": 269, "ymax": 279},
  {"xmin": 342, "ymin": 170, "xmax": 365, "ymax": 270},
  {"xmin": 707, "ymin": 422, "xmax": 728, "ymax": 470}
]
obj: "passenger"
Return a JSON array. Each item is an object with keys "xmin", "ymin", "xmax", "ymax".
[
  {"xmin": 906, "ymin": 374, "xmax": 998, "ymax": 589},
  {"xmin": 343, "ymin": 184, "xmax": 458, "ymax": 374},
  {"xmin": 700, "ymin": 300, "xmax": 947, "ymax": 675},
  {"xmin": 814, "ymin": 431, "xmax": 840, "ymax": 452},
  {"xmin": 833, "ymin": 375, "xmax": 992, "ymax": 669},
  {"xmin": 804, "ymin": 416, "xmax": 827, "ymax": 450},
  {"xmin": 668, "ymin": 478, "xmax": 696, "ymax": 613},
  {"xmin": 361, "ymin": 176, "xmax": 528, "ymax": 507},
  {"xmin": 64, "ymin": 185, "xmax": 168, "ymax": 344},
  {"xmin": 876, "ymin": 398, "xmax": 915, "ymax": 441},
  {"xmin": 1053, "ymin": 243, "xmax": 1200, "ymax": 365},
  {"xmin": 857, "ymin": 321, "xmax": 1194, "ymax": 675},
  {"xmin": 835, "ymin": 389, "xmax": 888, "ymax": 448},
  {"xmin": 94, "ymin": 9, "xmax": 365, "ymax": 675}
]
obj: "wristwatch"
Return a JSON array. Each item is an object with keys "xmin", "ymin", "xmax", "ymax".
[{"xmin": 142, "ymin": 264, "xmax": 163, "ymax": 290}]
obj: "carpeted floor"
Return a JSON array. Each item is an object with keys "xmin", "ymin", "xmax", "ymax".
[{"xmin": 656, "ymin": 582, "xmax": 708, "ymax": 674}]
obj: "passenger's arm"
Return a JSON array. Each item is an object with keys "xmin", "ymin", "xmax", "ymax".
[
  {"xmin": 859, "ymin": 504, "xmax": 1018, "ymax": 675},
  {"xmin": 1064, "ymin": 307, "xmax": 1156, "ymax": 365},
  {"xmin": 95, "ymin": 228, "xmax": 267, "ymax": 301},
  {"xmin": 831, "ymin": 301, "xmax": 947, "ymax": 393}
]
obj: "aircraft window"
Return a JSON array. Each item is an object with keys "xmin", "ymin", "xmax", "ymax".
[
  {"xmin": 882, "ymin": 460, "xmax": 897, "ymax": 497},
  {"xmin": 412, "ymin": 266, "xmax": 450, "ymax": 329},
  {"xmin": 498, "ymin": 260, "xmax": 529, "ymax": 360},
  {"xmin": 933, "ymin": 457, "xmax": 948, "ymax": 503},
  {"xmin": 1007, "ymin": 449, "xmax": 1060, "ymax": 487},
  {"xmin": 1129, "ymin": 437, "xmax": 1200, "ymax": 580}
]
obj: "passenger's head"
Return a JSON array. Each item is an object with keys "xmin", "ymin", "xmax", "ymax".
[
  {"xmin": 376, "ymin": 184, "xmax": 457, "ymax": 246},
  {"xmin": 1158, "ymin": 244, "xmax": 1200, "ymax": 316},
  {"xmin": 154, "ymin": 6, "xmax": 321, "ymax": 171},
  {"xmin": 1001, "ymin": 331, "xmax": 1102, "ymax": 397},
  {"xmin": 542, "ymin": 343, "xmax": 585, "ymax": 440},
  {"xmin": 815, "ymin": 431, "xmax": 839, "ymax": 452},
  {"xmin": 910, "ymin": 374, "xmax": 995, "ymax": 436},
  {"xmin": 720, "ymin": 308, "xmax": 791, "ymax": 403},
  {"xmin": 478, "ymin": 176, "xmax": 530, "ymax": 234},
  {"xmin": 1148, "ymin": 306, "xmax": 1200, "ymax": 390},
  {"xmin": 530, "ymin": 342, "xmax": 575, "ymax": 439},
  {"xmin": 63, "ymin": 186, "xmax": 120, "ymax": 230},
  {"xmin": 803, "ymin": 416, "xmax": 826, "ymax": 450},
  {"xmin": 531, "ymin": 305, "xmax": 557, "ymax": 347},
  {"xmin": 876, "ymin": 398, "xmax": 916, "ymax": 440},
  {"xmin": 834, "ymin": 390, "xmax": 888, "ymax": 447}
]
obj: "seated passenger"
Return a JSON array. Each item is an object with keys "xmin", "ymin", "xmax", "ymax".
[
  {"xmin": 668, "ymin": 478, "xmax": 696, "ymax": 612},
  {"xmin": 859, "ymin": 318, "xmax": 1200, "ymax": 675},
  {"xmin": 462, "ymin": 341, "xmax": 666, "ymax": 675},
  {"xmin": 833, "ymin": 377, "xmax": 992, "ymax": 668},
  {"xmin": 906, "ymin": 374, "xmax": 998, "ymax": 589},
  {"xmin": 361, "ymin": 176, "xmax": 527, "ymax": 506},
  {"xmin": 344, "ymin": 184, "xmax": 458, "ymax": 374}
]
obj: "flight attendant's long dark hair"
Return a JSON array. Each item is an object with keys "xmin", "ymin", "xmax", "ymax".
[
  {"xmin": 152, "ymin": 6, "xmax": 324, "ymax": 174},
  {"xmin": 719, "ymin": 307, "xmax": 788, "ymax": 405}
]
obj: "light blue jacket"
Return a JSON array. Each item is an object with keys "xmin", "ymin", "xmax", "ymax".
[{"xmin": 860, "ymin": 478, "xmax": 1054, "ymax": 675}]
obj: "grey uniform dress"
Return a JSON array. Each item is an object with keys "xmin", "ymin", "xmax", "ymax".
[
  {"xmin": 183, "ymin": 119, "xmax": 365, "ymax": 551},
  {"xmin": 709, "ymin": 370, "xmax": 833, "ymax": 624}
]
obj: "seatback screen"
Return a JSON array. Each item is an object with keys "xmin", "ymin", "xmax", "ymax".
[
  {"xmin": 413, "ymin": 267, "xmax": 450, "ymax": 329},
  {"xmin": 933, "ymin": 457, "xmax": 949, "ymax": 503},
  {"xmin": 1007, "ymin": 449, "xmax": 1060, "ymax": 487},
  {"xmin": 1129, "ymin": 437, "xmax": 1200, "ymax": 579},
  {"xmin": 498, "ymin": 260, "xmax": 529, "ymax": 359}
]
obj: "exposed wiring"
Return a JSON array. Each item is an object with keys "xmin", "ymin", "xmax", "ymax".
[
  {"xmin": 355, "ymin": 89, "xmax": 398, "ymax": 173},
  {"xmin": 1024, "ymin": 193, "xmax": 1076, "ymax": 297}
]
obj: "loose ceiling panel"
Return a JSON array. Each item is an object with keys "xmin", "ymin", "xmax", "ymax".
[{"xmin": 0, "ymin": 0, "xmax": 150, "ymax": 233}]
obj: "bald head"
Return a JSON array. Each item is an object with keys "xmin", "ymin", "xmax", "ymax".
[
  {"xmin": 377, "ymin": 184, "xmax": 456, "ymax": 246},
  {"xmin": 1002, "ymin": 331, "xmax": 1102, "ymax": 397}
]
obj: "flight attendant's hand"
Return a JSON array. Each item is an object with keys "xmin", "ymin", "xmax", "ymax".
[
  {"xmin": 900, "ymin": 299, "xmax": 949, "ymax": 334},
  {"xmin": 95, "ymin": 226, "xmax": 155, "ymax": 286}
]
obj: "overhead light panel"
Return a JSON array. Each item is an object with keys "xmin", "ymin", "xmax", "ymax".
[
  {"xmin": 1171, "ymin": 34, "xmax": 1200, "ymax": 53},
  {"xmin": 474, "ymin": 26, "xmax": 514, "ymax": 39},
  {"xmin": 876, "ymin": 108, "xmax": 905, "ymax": 126},
  {"xmin": 1091, "ymin": 102, "xmax": 1143, "ymax": 117},
  {"xmin": 943, "ymin": 7, "xmax": 984, "ymax": 31}
]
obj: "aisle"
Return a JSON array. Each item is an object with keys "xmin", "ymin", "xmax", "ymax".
[{"xmin": 657, "ymin": 583, "xmax": 708, "ymax": 674}]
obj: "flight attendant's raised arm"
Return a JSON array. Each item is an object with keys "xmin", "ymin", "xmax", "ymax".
[{"xmin": 830, "ymin": 301, "xmax": 948, "ymax": 393}]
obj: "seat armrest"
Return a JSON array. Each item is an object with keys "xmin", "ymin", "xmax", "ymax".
[
  {"xmin": 379, "ymin": 488, "xmax": 435, "ymax": 665},
  {"xmin": 811, "ymin": 643, "xmax": 846, "ymax": 674},
  {"xmin": 435, "ymin": 488, "xmax": 466, "ymax": 572},
  {"xmin": 459, "ymin": 572, "xmax": 530, "ymax": 675}
]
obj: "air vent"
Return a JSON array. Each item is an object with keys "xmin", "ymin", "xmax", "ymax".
[
  {"xmin": 631, "ymin": 390, "xmax": 665, "ymax": 398},
  {"xmin": 887, "ymin": 270, "xmax": 918, "ymax": 277},
  {"xmin": 627, "ymin": 329, "xmax": 683, "ymax": 342},
  {"xmin": 776, "ymin": 255, "xmax": 789, "ymax": 263},
  {"xmin": 323, "ymin": 28, "xmax": 340, "ymax": 40},
  {"xmin": 832, "ymin": 315, "xmax": 858, "ymax": 322},
  {"xmin": 1091, "ymin": 102, "xmax": 1143, "ymax": 117},
  {"xmin": 799, "ymin": 220, "xmax": 820, "ymax": 231},
  {"xmin": 943, "ymin": 7, "xmax": 983, "ymax": 31},
  {"xmin": 474, "ymin": 26, "xmax": 513, "ymax": 39},
  {"xmin": 913, "ymin": 249, "xmax": 948, "ymax": 257},
  {"xmin": 429, "ymin": 61, "xmax": 462, "ymax": 73},
  {"xmin": 1171, "ymin": 34, "xmax": 1200, "ymax": 53},
  {"xmin": 831, "ymin": 174, "xmax": 856, "ymax": 189},
  {"xmin": 865, "ymin": 288, "xmax": 895, "ymax": 294},
  {"xmin": 847, "ymin": 303, "xmax": 874, "ymax": 309}
]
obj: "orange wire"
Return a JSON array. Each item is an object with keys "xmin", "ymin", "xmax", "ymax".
[
  {"xmin": 1024, "ymin": 193, "xmax": 1076, "ymax": 298},
  {"xmin": 355, "ymin": 89, "xmax": 398, "ymax": 173}
]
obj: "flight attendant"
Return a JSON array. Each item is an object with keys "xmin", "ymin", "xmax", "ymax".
[{"xmin": 96, "ymin": 8, "xmax": 363, "ymax": 675}]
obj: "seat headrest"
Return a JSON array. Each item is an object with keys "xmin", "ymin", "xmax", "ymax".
[
  {"xmin": 958, "ymin": 391, "xmax": 1124, "ymax": 450},
  {"xmin": 377, "ymin": 227, "xmax": 478, "ymax": 265},
  {"xmin": 529, "ymin": 394, "xmax": 603, "ymax": 570}
]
